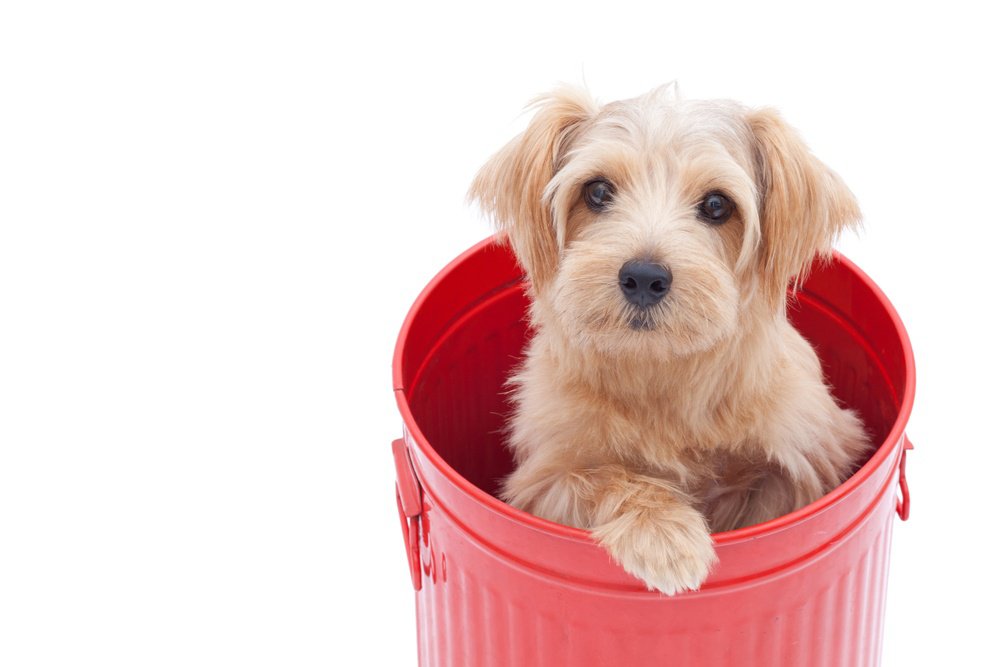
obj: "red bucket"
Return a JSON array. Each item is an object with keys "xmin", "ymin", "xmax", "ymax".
[{"xmin": 392, "ymin": 237, "xmax": 915, "ymax": 667}]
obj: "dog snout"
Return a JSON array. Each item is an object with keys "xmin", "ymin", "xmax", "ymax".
[{"xmin": 619, "ymin": 260, "xmax": 672, "ymax": 308}]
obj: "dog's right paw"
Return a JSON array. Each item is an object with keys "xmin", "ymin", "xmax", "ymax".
[{"xmin": 592, "ymin": 503, "xmax": 717, "ymax": 596}]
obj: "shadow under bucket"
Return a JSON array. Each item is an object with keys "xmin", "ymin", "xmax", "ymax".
[{"xmin": 393, "ymin": 237, "xmax": 915, "ymax": 667}]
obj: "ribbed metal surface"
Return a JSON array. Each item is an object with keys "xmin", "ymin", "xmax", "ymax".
[{"xmin": 411, "ymin": 479, "xmax": 899, "ymax": 667}]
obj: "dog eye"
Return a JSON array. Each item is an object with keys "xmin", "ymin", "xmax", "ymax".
[
  {"xmin": 583, "ymin": 179, "xmax": 615, "ymax": 212},
  {"xmin": 698, "ymin": 192, "xmax": 735, "ymax": 224}
]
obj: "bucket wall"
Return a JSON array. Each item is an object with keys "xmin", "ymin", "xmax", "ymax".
[{"xmin": 393, "ymin": 238, "xmax": 915, "ymax": 667}]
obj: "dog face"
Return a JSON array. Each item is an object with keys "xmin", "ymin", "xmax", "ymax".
[{"xmin": 471, "ymin": 85, "xmax": 859, "ymax": 361}]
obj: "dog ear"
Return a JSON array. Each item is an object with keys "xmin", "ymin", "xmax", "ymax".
[
  {"xmin": 469, "ymin": 86, "xmax": 595, "ymax": 288},
  {"xmin": 748, "ymin": 108, "xmax": 861, "ymax": 309}
]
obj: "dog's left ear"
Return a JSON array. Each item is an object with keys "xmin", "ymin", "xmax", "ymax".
[
  {"xmin": 748, "ymin": 108, "xmax": 861, "ymax": 309},
  {"xmin": 469, "ymin": 86, "xmax": 596, "ymax": 289}
]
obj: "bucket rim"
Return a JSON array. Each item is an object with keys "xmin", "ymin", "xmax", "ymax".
[{"xmin": 393, "ymin": 236, "xmax": 916, "ymax": 546}]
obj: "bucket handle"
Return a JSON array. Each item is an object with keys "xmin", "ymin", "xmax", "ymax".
[
  {"xmin": 393, "ymin": 438, "xmax": 423, "ymax": 590},
  {"xmin": 896, "ymin": 435, "xmax": 914, "ymax": 521}
]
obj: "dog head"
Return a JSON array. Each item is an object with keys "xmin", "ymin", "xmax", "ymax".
[{"xmin": 470, "ymin": 85, "xmax": 859, "ymax": 360}]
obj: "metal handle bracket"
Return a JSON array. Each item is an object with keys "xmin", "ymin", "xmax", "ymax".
[
  {"xmin": 393, "ymin": 438, "xmax": 423, "ymax": 590},
  {"xmin": 896, "ymin": 435, "xmax": 914, "ymax": 521}
]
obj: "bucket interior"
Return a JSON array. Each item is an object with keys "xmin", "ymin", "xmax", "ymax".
[{"xmin": 398, "ymin": 241, "xmax": 908, "ymax": 510}]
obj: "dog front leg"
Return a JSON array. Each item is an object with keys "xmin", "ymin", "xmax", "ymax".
[
  {"xmin": 505, "ymin": 462, "xmax": 717, "ymax": 595},
  {"xmin": 708, "ymin": 462, "xmax": 819, "ymax": 531},
  {"xmin": 709, "ymin": 441, "xmax": 849, "ymax": 531},
  {"xmin": 586, "ymin": 466, "xmax": 717, "ymax": 595}
]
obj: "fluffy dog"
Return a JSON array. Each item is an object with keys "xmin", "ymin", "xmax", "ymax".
[{"xmin": 469, "ymin": 84, "xmax": 869, "ymax": 595}]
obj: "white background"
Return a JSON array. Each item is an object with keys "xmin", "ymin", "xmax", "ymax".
[{"xmin": 1, "ymin": 1, "xmax": 996, "ymax": 665}]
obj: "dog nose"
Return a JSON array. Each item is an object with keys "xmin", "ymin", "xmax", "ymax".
[{"xmin": 619, "ymin": 260, "xmax": 672, "ymax": 308}]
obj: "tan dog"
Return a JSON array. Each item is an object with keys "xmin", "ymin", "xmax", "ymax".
[{"xmin": 469, "ymin": 84, "xmax": 869, "ymax": 595}]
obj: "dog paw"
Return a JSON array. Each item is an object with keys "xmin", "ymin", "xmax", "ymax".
[{"xmin": 592, "ymin": 505, "xmax": 717, "ymax": 596}]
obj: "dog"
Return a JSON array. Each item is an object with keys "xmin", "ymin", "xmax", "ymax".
[{"xmin": 468, "ymin": 84, "xmax": 869, "ymax": 595}]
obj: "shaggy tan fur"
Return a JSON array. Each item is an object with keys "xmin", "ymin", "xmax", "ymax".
[{"xmin": 469, "ymin": 84, "xmax": 869, "ymax": 596}]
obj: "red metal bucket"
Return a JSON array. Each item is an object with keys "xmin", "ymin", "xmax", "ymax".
[{"xmin": 392, "ymin": 237, "xmax": 915, "ymax": 667}]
